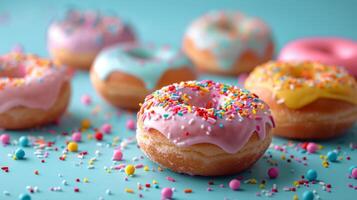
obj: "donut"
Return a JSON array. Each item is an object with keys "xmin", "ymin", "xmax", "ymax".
[
  {"xmin": 0, "ymin": 53, "xmax": 70, "ymax": 129},
  {"xmin": 245, "ymin": 61, "xmax": 357, "ymax": 139},
  {"xmin": 279, "ymin": 37, "xmax": 357, "ymax": 78},
  {"xmin": 183, "ymin": 11, "xmax": 274, "ymax": 76},
  {"xmin": 137, "ymin": 80, "xmax": 274, "ymax": 176},
  {"xmin": 47, "ymin": 10, "xmax": 136, "ymax": 70},
  {"xmin": 90, "ymin": 44, "xmax": 196, "ymax": 109}
]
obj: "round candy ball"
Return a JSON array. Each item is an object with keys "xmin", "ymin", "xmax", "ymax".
[
  {"xmin": 306, "ymin": 142, "xmax": 318, "ymax": 153},
  {"xmin": 81, "ymin": 119, "xmax": 91, "ymax": 129},
  {"xmin": 71, "ymin": 132, "xmax": 82, "ymax": 142},
  {"xmin": 302, "ymin": 191, "xmax": 314, "ymax": 200},
  {"xmin": 0, "ymin": 134, "xmax": 10, "ymax": 145},
  {"xmin": 229, "ymin": 179, "xmax": 241, "ymax": 190},
  {"xmin": 67, "ymin": 142, "xmax": 78, "ymax": 152},
  {"xmin": 15, "ymin": 148, "xmax": 25, "ymax": 160},
  {"xmin": 101, "ymin": 124, "xmax": 112, "ymax": 134},
  {"xmin": 95, "ymin": 132, "xmax": 103, "ymax": 141},
  {"xmin": 112, "ymin": 150, "xmax": 123, "ymax": 161},
  {"xmin": 18, "ymin": 193, "xmax": 31, "ymax": 200},
  {"xmin": 126, "ymin": 119, "xmax": 136, "ymax": 130},
  {"xmin": 268, "ymin": 167, "xmax": 279, "ymax": 179},
  {"xmin": 306, "ymin": 169, "xmax": 317, "ymax": 181},
  {"xmin": 349, "ymin": 165, "xmax": 356, "ymax": 174},
  {"xmin": 19, "ymin": 136, "xmax": 29, "ymax": 147},
  {"xmin": 161, "ymin": 187, "xmax": 173, "ymax": 199},
  {"xmin": 352, "ymin": 168, "xmax": 357, "ymax": 179},
  {"xmin": 125, "ymin": 164, "xmax": 135, "ymax": 176},
  {"xmin": 327, "ymin": 151, "xmax": 338, "ymax": 162},
  {"xmin": 81, "ymin": 94, "xmax": 91, "ymax": 105}
]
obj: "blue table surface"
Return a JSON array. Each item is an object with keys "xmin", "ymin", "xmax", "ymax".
[{"xmin": 0, "ymin": 1, "xmax": 356, "ymax": 200}]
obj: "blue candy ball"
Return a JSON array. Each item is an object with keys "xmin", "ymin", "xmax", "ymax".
[
  {"xmin": 302, "ymin": 191, "xmax": 314, "ymax": 200},
  {"xmin": 306, "ymin": 169, "xmax": 317, "ymax": 181},
  {"xmin": 349, "ymin": 165, "xmax": 356, "ymax": 174},
  {"xmin": 15, "ymin": 148, "xmax": 25, "ymax": 160},
  {"xmin": 19, "ymin": 136, "xmax": 29, "ymax": 147},
  {"xmin": 18, "ymin": 193, "xmax": 31, "ymax": 200},
  {"xmin": 327, "ymin": 151, "xmax": 337, "ymax": 162}
]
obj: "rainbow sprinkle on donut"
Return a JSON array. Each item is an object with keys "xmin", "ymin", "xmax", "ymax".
[{"xmin": 0, "ymin": 53, "xmax": 65, "ymax": 89}]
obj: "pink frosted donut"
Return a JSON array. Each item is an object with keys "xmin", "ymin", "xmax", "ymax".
[
  {"xmin": 137, "ymin": 80, "xmax": 274, "ymax": 176},
  {"xmin": 0, "ymin": 52, "xmax": 70, "ymax": 129},
  {"xmin": 279, "ymin": 37, "xmax": 357, "ymax": 77},
  {"xmin": 47, "ymin": 10, "xmax": 136, "ymax": 70}
]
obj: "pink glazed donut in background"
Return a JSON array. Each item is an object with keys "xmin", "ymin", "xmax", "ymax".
[
  {"xmin": 278, "ymin": 37, "xmax": 357, "ymax": 78},
  {"xmin": 0, "ymin": 52, "xmax": 70, "ymax": 129},
  {"xmin": 47, "ymin": 9, "xmax": 136, "ymax": 70}
]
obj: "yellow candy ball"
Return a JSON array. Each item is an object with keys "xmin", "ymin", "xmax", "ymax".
[
  {"xmin": 144, "ymin": 166, "xmax": 149, "ymax": 171},
  {"xmin": 67, "ymin": 142, "xmax": 78, "ymax": 152},
  {"xmin": 125, "ymin": 164, "xmax": 135, "ymax": 176},
  {"xmin": 293, "ymin": 194, "xmax": 299, "ymax": 200},
  {"xmin": 81, "ymin": 119, "xmax": 91, "ymax": 129}
]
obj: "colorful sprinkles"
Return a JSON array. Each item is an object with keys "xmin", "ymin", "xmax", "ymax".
[
  {"xmin": 51, "ymin": 9, "xmax": 127, "ymax": 46},
  {"xmin": 0, "ymin": 52, "xmax": 65, "ymax": 90},
  {"xmin": 0, "ymin": 79, "xmax": 355, "ymax": 199}
]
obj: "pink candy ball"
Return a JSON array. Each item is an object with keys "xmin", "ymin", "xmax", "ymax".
[
  {"xmin": 352, "ymin": 168, "xmax": 357, "ymax": 179},
  {"xmin": 229, "ymin": 179, "xmax": 241, "ymax": 190},
  {"xmin": 126, "ymin": 119, "xmax": 136, "ymax": 131},
  {"xmin": 307, "ymin": 142, "xmax": 318, "ymax": 153},
  {"xmin": 0, "ymin": 134, "xmax": 10, "ymax": 145},
  {"xmin": 81, "ymin": 94, "xmax": 92, "ymax": 105},
  {"xmin": 112, "ymin": 150, "xmax": 123, "ymax": 161},
  {"xmin": 71, "ymin": 132, "xmax": 82, "ymax": 142},
  {"xmin": 101, "ymin": 124, "xmax": 112, "ymax": 134},
  {"xmin": 268, "ymin": 167, "xmax": 279, "ymax": 179},
  {"xmin": 161, "ymin": 187, "xmax": 173, "ymax": 199}
]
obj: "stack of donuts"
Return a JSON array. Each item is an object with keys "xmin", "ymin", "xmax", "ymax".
[{"xmin": 2, "ymin": 8, "xmax": 357, "ymax": 176}]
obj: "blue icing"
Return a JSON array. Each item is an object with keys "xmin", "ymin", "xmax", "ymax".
[
  {"xmin": 211, "ymin": 35, "xmax": 244, "ymax": 70},
  {"xmin": 94, "ymin": 45, "xmax": 192, "ymax": 90},
  {"xmin": 189, "ymin": 11, "xmax": 271, "ymax": 71}
]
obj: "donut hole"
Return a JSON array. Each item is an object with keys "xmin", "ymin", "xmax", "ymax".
[
  {"xmin": 214, "ymin": 19, "xmax": 235, "ymax": 34},
  {"xmin": 312, "ymin": 45, "xmax": 333, "ymax": 55},
  {"xmin": 126, "ymin": 48, "xmax": 153, "ymax": 60},
  {"xmin": 180, "ymin": 88, "xmax": 221, "ymax": 109},
  {"xmin": 286, "ymin": 65, "xmax": 314, "ymax": 80},
  {"xmin": 288, "ymin": 70, "xmax": 313, "ymax": 80},
  {"xmin": 187, "ymin": 95, "xmax": 218, "ymax": 109}
]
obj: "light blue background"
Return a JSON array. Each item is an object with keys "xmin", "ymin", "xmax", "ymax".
[{"xmin": 0, "ymin": 1, "xmax": 356, "ymax": 200}]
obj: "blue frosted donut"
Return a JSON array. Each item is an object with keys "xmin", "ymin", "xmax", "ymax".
[
  {"xmin": 91, "ymin": 44, "xmax": 196, "ymax": 109},
  {"xmin": 183, "ymin": 10, "xmax": 274, "ymax": 75}
]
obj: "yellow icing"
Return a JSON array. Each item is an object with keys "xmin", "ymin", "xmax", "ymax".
[{"xmin": 245, "ymin": 61, "xmax": 357, "ymax": 109}]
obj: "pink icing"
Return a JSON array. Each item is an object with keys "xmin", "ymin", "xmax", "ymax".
[
  {"xmin": 279, "ymin": 37, "xmax": 357, "ymax": 77},
  {"xmin": 0, "ymin": 53, "xmax": 68, "ymax": 113},
  {"xmin": 47, "ymin": 10, "xmax": 136, "ymax": 53},
  {"xmin": 139, "ymin": 80, "xmax": 274, "ymax": 154}
]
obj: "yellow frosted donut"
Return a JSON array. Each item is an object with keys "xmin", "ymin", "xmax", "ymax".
[{"xmin": 245, "ymin": 61, "xmax": 357, "ymax": 139}]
